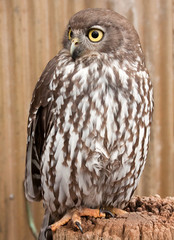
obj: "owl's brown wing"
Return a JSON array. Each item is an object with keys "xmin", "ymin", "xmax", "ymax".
[{"xmin": 24, "ymin": 55, "xmax": 58, "ymax": 201}]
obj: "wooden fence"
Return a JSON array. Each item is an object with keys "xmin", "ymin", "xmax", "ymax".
[{"xmin": 0, "ymin": 0, "xmax": 173, "ymax": 239}]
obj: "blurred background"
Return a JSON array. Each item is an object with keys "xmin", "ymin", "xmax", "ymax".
[{"xmin": 0, "ymin": 0, "xmax": 173, "ymax": 239}]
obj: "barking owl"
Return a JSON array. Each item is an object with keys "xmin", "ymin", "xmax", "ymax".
[{"xmin": 24, "ymin": 8, "xmax": 153, "ymax": 239}]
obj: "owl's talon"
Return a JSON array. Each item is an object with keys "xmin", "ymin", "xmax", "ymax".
[
  {"xmin": 75, "ymin": 221, "xmax": 83, "ymax": 233},
  {"xmin": 44, "ymin": 226, "xmax": 52, "ymax": 239},
  {"xmin": 100, "ymin": 209, "xmax": 115, "ymax": 218}
]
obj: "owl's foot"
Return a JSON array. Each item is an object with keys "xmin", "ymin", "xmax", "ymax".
[{"xmin": 49, "ymin": 207, "xmax": 106, "ymax": 234}]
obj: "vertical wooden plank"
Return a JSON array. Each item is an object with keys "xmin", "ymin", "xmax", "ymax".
[
  {"xmin": 0, "ymin": 0, "xmax": 27, "ymax": 239},
  {"xmin": 135, "ymin": 0, "xmax": 163, "ymax": 196},
  {"xmin": 0, "ymin": 0, "xmax": 15, "ymax": 239},
  {"xmin": 55, "ymin": 0, "xmax": 69, "ymax": 50},
  {"xmin": 136, "ymin": 0, "xmax": 173, "ymax": 197},
  {"xmin": 73, "ymin": 0, "xmax": 86, "ymax": 13},
  {"xmin": 1, "ymin": 0, "xmax": 36, "ymax": 239},
  {"xmin": 157, "ymin": 0, "xmax": 173, "ymax": 196}
]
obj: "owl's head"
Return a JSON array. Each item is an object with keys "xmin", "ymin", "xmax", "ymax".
[{"xmin": 63, "ymin": 8, "xmax": 141, "ymax": 60}]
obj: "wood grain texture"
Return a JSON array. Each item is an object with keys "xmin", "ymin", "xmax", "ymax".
[{"xmin": 0, "ymin": 0, "xmax": 173, "ymax": 239}]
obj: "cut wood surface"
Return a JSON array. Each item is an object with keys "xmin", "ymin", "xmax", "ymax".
[{"xmin": 53, "ymin": 195, "xmax": 174, "ymax": 240}]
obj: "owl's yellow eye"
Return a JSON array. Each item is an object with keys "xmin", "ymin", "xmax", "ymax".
[
  {"xmin": 88, "ymin": 29, "xmax": 104, "ymax": 42},
  {"xmin": 68, "ymin": 29, "xmax": 73, "ymax": 40}
]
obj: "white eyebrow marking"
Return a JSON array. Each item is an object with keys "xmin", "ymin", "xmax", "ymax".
[{"xmin": 89, "ymin": 25, "xmax": 105, "ymax": 32}]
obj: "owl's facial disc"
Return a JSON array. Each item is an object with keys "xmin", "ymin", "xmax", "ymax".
[{"xmin": 67, "ymin": 26, "xmax": 105, "ymax": 60}]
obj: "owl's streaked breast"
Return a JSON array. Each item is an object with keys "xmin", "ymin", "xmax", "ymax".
[{"xmin": 40, "ymin": 50, "xmax": 153, "ymax": 215}]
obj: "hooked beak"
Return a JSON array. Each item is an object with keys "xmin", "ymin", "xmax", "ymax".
[{"xmin": 70, "ymin": 38, "xmax": 80, "ymax": 59}]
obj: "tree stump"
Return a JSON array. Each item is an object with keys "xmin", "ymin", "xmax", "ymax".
[{"xmin": 53, "ymin": 195, "xmax": 174, "ymax": 240}]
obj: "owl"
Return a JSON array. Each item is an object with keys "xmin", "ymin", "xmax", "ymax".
[{"xmin": 24, "ymin": 8, "xmax": 153, "ymax": 239}]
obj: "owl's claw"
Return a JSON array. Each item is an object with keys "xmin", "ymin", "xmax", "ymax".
[
  {"xmin": 100, "ymin": 209, "xmax": 115, "ymax": 218},
  {"xmin": 75, "ymin": 221, "xmax": 83, "ymax": 233},
  {"xmin": 44, "ymin": 226, "xmax": 52, "ymax": 239},
  {"xmin": 99, "ymin": 207, "xmax": 128, "ymax": 219}
]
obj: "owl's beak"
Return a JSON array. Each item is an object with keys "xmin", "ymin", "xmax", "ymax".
[{"xmin": 70, "ymin": 38, "xmax": 80, "ymax": 59}]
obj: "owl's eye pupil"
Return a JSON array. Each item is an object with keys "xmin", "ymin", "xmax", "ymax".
[{"xmin": 91, "ymin": 31, "xmax": 99, "ymax": 38}]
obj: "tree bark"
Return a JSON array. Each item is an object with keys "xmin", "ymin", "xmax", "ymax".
[{"xmin": 53, "ymin": 195, "xmax": 174, "ymax": 240}]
